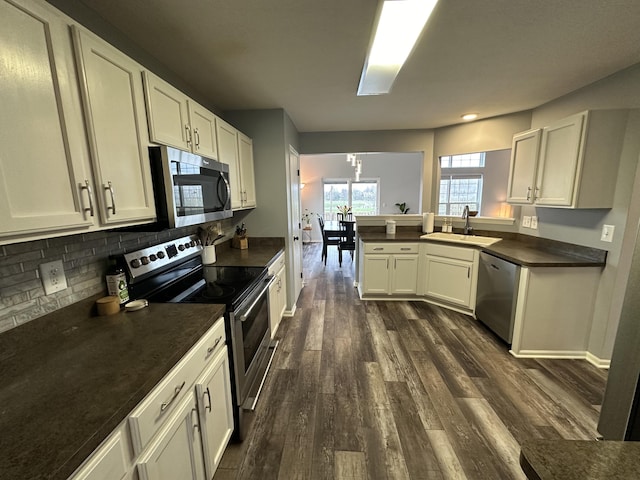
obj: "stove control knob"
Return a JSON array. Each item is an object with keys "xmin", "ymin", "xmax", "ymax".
[
  {"xmin": 130, "ymin": 259, "xmax": 141, "ymax": 269},
  {"xmin": 141, "ymin": 256, "xmax": 150, "ymax": 265},
  {"xmin": 157, "ymin": 251, "xmax": 165, "ymax": 259},
  {"xmin": 178, "ymin": 244, "xmax": 185, "ymax": 251},
  {"xmin": 189, "ymin": 240, "xmax": 195, "ymax": 247},
  {"xmin": 149, "ymin": 254, "xmax": 157, "ymax": 262}
]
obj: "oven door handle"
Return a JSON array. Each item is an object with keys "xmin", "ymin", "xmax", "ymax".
[{"xmin": 240, "ymin": 276, "xmax": 275, "ymax": 322}]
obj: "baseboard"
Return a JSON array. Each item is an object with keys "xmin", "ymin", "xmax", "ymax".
[
  {"xmin": 509, "ymin": 349, "xmax": 587, "ymax": 360},
  {"xmin": 509, "ymin": 349, "xmax": 610, "ymax": 369},
  {"xmin": 283, "ymin": 305, "xmax": 296, "ymax": 317},
  {"xmin": 586, "ymin": 352, "xmax": 611, "ymax": 369}
]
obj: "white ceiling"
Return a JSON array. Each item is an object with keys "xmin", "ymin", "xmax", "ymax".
[{"xmin": 74, "ymin": 0, "xmax": 640, "ymax": 132}]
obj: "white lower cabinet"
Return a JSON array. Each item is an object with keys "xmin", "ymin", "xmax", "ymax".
[
  {"xmin": 359, "ymin": 243, "xmax": 419, "ymax": 296},
  {"xmin": 69, "ymin": 428, "xmax": 133, "ymax": 480},
  {"xmin": 420, "ymin": 243, "xmax": 478, "ymax": 310},
  {"xmin": 268, "ymin": 252, "xmax": 287, "ymax": 337},
  {"xmin": 137, "ymin": 391, "xmax": 205, "ymax": 480},
  {"xmin": 195, "ymin": 346, "xmax": 234, "ymax": 479}
]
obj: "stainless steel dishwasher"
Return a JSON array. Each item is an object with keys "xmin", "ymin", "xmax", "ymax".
[{"xmin": 476, "ymin": 252, "xmax": 520, "ymax": 344}]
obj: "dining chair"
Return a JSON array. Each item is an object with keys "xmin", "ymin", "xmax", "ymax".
[
  {"xmin": 337, "ymin": 212, "xmax": 353, "ymax": 222},
  {"xmin": 338, "ymin": 220, "xmax": 356, "ymax": 267},
  {"xmin": 319, "ymin": 216, "xmax": 340, "ymax": 265}
]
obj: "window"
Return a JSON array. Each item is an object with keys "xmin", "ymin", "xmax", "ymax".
[
  {"xmin": 323, "ymin": 179, "xmax": 379, "ymax": 219},
  {"xmin": 438, "ymin": 153, "xmax": 485, "ymax": 216}
]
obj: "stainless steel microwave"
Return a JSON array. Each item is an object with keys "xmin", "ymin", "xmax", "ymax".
[{"xmin": 149, "ymin": 146, "xmax": 232, "ymax": 228}]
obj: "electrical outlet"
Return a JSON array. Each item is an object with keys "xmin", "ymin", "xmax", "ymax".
[
  {"xmin": 522, "ymin": 216, "xmax": 532, "ymax": 228},
  {"xmin": 601, "ymin": 224, "xmax": 615, "ymax": 243},
  {"xmin": 39, "ymin": 260, "xmax": 68, "ymax": 295},
  {"xmin": 530, "ymin": 216, "xmax": 538, "ymax": 229}
]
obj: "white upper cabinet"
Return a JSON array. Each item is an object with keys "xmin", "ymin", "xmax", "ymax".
[
  {"xmin": 0, "ymin": 0, "xmax": 94, "ymax": 240},
  {"xmin": 238, "ymin": 133, "xmax": 257, "ymax": 208},
  {"xmin": 143, "ymin": 71, "xmax": 218, "ymax": 160},
  {"xmin": 216, "ymin": 119, "xmax": 257, "ymax": 210},
  {"xmin": 506, "ymin": 129, "xmax": 541, "ymax": 204},
  {"xmin": 507, "ymin": 110, "xmax": 629, "ymax": 208},
  {"xmin": 216, "ymin": 119, "xmax": 242, "ymax": 209},
  {"xmin": 72, "ymin": 27, "xmax": 156, "ymax": 225}
]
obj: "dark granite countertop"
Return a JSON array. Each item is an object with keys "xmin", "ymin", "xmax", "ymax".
[
  {"xmin": 520, "ymin": 440, "xmax": 640, "ymax": 479},
  {"xmin": 0, "ymin": 295, "xmax": 225, "ymax": 480},
  {"xmin": 357, "ymin": 228, "xmax": 606, "ymax": 268},
  {"xmin": 214, "ymin": 237, "xmax": 285, "ymax": 268}
]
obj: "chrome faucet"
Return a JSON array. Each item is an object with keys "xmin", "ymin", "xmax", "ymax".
[{"xmin": 462, "ymin": 205, "xmax": 473, "ymax": 235}]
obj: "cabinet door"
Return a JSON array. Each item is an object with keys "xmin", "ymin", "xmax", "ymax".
[
  {"xmin": 238, "ymin": 133, "xmax": 256, "ymax": 208},
  {"xmin": 216, "ymin": 119, "xmax": 242, "ymax": 209},
  {"xmin": 424, "ymin": 256, "xmax": 473, "ymax": 307},
  {"xmin": 143, "ymin": 71, "xmax": 191, "ymax": 151},
  {"xmin": 506, "ymin": 129, "xmax": 541, "ymax": 204},
  {"xmin": 362, "ymin": 255, "xmax": 391, "ymax": 294},
  {"xmin": 277, "ymin": 266, "xmax": 287, "ymax": 320},
  {"xmin": 0, "ymin": 0, "xmax": 94, "ymax": 239},
  {"xmin": 195, "ymin": 346, "xmax": 234, "ymax": 479},
  {"xmin": 188, "ymin": 101, "xmax": 218, "ymax": 160},
  {"xmin": 390, "ymin": 255, "xmax": 419, "ymax": 294},
  {"xmin": 73, "ymin": 28, "xmax": 156, "ymax": 225},
  {"xmin": 269, "ymin": 276, "xmax": 280, "ymax": 339},
  {"xmin": 535, "ymin": 112, "xmax": 585, "ymax": 206},
  {"xmin": 137, "ymin": 392, "xmax": 205, "ymax": 480},
  {"xmin": 70, "ymin": 431, "xmax": 129, "ymax": 480}
]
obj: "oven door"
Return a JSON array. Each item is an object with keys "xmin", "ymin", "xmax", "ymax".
[{"xmin": 230, "ymin": 275, "xmax": 275, "ymax": 409}]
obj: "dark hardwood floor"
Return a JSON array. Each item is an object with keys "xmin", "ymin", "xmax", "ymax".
[{"xmin": 214, "ymin": 242, "xmax": 607, "ymax": 479}]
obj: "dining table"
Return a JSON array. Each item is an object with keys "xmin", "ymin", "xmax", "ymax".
[{"xmin": 323, "ymin": 220, "xmax": 356, "ymax": 238}]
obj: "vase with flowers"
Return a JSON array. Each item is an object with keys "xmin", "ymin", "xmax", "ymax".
[
  {"xmin": 337, "ymin": 205, "xmax": 352, "ymax": 216},
  {"xmin": 302, "ymin": 208, "xmax": 315, "ymax": 226}
]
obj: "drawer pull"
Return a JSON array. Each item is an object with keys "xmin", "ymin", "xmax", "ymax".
[
  {"xmin": 160, "ymin": 381, "xmax": 185, "ymax": 413},
  {"xmin": 373, "ymin": 247, "xmax": 384, "ymax": 251},
  {"xmin": 206, "ymin": 336, "xmax": 223, "ymax": 356},
  {"xmin": 400, "ymin": 247, "xmax": 411, "ymax": 251}
]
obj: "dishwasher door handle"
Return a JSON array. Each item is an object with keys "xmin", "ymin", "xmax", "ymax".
[{"xmin": 491, "ymin": 263, "xmax": 500, "ymax": 270}]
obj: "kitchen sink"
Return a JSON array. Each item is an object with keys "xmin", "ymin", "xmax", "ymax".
[{"xmin": 420, "ymin": 232, "xmax": 502, "ymax": 246}]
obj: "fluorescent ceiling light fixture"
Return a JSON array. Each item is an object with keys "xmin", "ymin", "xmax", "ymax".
[
  {"xmin": 357, "ymin": 0, "xmax": 438, "ymax": 96},
  {"xmin": 461, "ymin": 113, "xmax": 478, "ymax": 121}
]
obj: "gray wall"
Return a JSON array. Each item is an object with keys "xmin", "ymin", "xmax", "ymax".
[
  {"xmin": 224, "ymin": 109, "xmax": 300, "ymax": 310},
  {"xmin": 300, "ymin": 153, "xmax": 423, "ymax": 242}
]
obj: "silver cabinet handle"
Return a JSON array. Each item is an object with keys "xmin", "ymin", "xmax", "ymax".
[
  {"xmin": 534, "ymin": 186, "xmax": 540, "ymax": 199},
  {"xmin": 526, "ymin": 186, "xmax": 531, "ymax": 201},
  {"xmin": 160, "ymin": 381, "xmax": 185, "ymax": 412},
  {"xmin": 80, "ymin": 180, "xmax": 94, "ymax": 217},
  {"xmin": 194, "ymin": 128, "xmax": 200, "ymax": 149},
  {"xmin": 205, "ymin": 387, "xmax": 212, "ymax": 412},
  {"xmin": 185, "ymin": 124, "xmax": 192, "ymax": 147},
  {"xmin": 104, "ymin": 181, "xmax": 116, "ymax": 215},
  {"xmin": 373, "ymin": 247, "xmax": 384, "ymax": 251},
  {"xmin": 386, "ymin": 258, "xmax": 389, "ymax": 269},
  {"xmin": 467, "ymin": 266, "xmax": 470, "ymax": 278},
  {"xmin": 400, "ymin": 247, "xmax": 411, "ymax": 251},
  {"xmin": 206, "ymin": 336, "xmax": 223, "ymax": 356},
  {"xmin": 191, "ymin": 408, "xmax": 200, "ymax": 433}
]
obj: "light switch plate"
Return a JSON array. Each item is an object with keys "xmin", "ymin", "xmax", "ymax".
[
  {"xmin": 530, "ymin": 216, "xmax": 538, "ymax": 229},
  {"xmin": 522, "ymin": 216, "xmax": 532, "ymax": 228},
  {"xmin": 39, "ymin": 260, "xmax": 68, "ymax": 295},
  {"xmin": 601, "ymin": 224, "xmax": 615, "ymax": 242}
]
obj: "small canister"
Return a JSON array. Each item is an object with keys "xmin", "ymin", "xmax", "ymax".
[
  {"xmin": 106, "ymin": 262, "xmax": 129, "ymax": 305},
  {"xmin": 386, "ymin": 220, "xmax": 396, "ymax": 235}
]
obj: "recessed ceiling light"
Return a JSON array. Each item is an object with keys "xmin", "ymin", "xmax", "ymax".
[
  {"xmin": 357, "ymin": 0, "xmax": 439, "ymax": 96},
  {"xmin": 462, "ymin": 113, "xmax": 478, "ymax": 121}
]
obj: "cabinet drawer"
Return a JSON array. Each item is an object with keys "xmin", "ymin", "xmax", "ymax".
[
  {"xmin": 424, "ymin": 243, "xmax": 475, "ymax": 261},
  {"xmin": 128, "ymin": 316, "xmax": 226, "ymax": 455},
  {"xmin": 364, "ymin": 243, "xmax": 418, "ymax": 254},
  {"xmin": 268, "ymin": 252, "xmax": 285, "ymax": 275}
]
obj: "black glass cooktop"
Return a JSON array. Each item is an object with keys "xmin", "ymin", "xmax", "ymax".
[{"xmin": 181, "ymin": 265, "xmax": 268, "ymax": 306}]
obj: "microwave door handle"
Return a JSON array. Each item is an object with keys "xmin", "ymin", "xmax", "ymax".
[
  {"xmin": 239, "ymin": 276, "xmax": 275, "ymax": 322},
  {"xmin": 218, "ymin": 173, "xmax": 231, "ymax": 207}
]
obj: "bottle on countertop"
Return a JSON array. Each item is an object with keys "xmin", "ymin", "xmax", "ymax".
[{"xmin": 106, "ymin": 259, "xmax": 129, "ymax": 305}]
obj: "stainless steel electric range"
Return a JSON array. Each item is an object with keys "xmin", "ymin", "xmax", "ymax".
[{"xmin": 120, "ymin": 234, "xmax": 277, "ymax": 440}]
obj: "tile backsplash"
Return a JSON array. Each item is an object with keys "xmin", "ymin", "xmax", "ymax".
[{"xmin": 0, "ymin": 219, "xmax": 239, "ymax": 334}]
